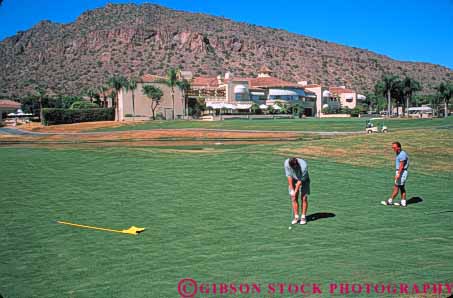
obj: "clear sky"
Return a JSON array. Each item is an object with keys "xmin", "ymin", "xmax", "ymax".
[{"xmin": 1, "ymin": 0, "xmax": 452, "ymax": 70}]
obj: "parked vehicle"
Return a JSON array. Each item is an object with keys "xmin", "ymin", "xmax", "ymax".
[{"xmin": 366, "ymin": 118, "xmax": 388, "ymax": 134}]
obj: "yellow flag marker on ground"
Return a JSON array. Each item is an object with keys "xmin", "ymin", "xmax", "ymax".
[{"xmin": 57, "ymin": 221, "xmax": 145, "ymax": 235}]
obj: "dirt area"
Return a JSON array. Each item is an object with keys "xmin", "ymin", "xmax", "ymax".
[
  {"xmin": 1, "ymin": 121, "xmax": 300, "ymax": 149},
  {"xmin": 17, "ymin": 121, "xmax": 127, "ymax": 133}
]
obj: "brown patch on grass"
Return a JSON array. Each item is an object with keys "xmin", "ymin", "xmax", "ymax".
[
  {"xmin": 18, "ymin": 121, "xmax": 128, "ymax": 133},
  {"xmin": 0, "ymin": 129, "xmax": 299, "ymax": 147},
  {"xmin": 0, "ymin": 138, "xmax": 281, "ymax": 150},
  {"xmin": 131, "ymin": 147, "xmax": 225, "ymax": 154},
  {"xmin": 277, "ymin": 129, "xmax": 453, "ymax": 174}
]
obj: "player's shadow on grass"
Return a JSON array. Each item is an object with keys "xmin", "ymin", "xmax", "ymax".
[
  {"xmin": 407, "ymin": 197, "xmax": 423, "ymax": 205},
  {"xmin": 307, "ymin": 212, "xmax": 336, "ymax": 222}
]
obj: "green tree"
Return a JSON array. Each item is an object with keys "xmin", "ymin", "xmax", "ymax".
[
  {"xmin": 275, "ymin": 101, "xmax": 288, "ymax": 114},
  {"xmin": 267, "ymin": 105, "xmax": 275, "ymax": 115},
  {"xmin": 376, "ymin": 75, "xmax": 400, "ymax": 116},
  {"xmin": 402, "ymin": 77, "xmax": 422, "ymax": 115},
  {"xmin": 61, "ymin": 96, "xmax": 82, "ymax": 109},
  {"xmin": 156, "ymin": 68, "xmax": 188, "ymax": 119},
  {"xmin": 35, "ymin": 86, "xmax": 46, "ymax": 124},
  {"xmin": 188, "ymin": 97, "xmax": 206, "ymax": 117},
  {"xmin": 391, "ymin": 81, "xmax": 405, "ymax": 117},
  {"xmin": 84, "ymin": 87, "xmax": 97, "ymax": 103},
  {"xmin": 97, "ymin": 85, "xmax": 109, "ymax": 108},
  {"xmin": 363, "ymin": 92, "xmax": 377, "ymax": 113},
  {"xmin": 251, "ymin": 102, "xmax": 260, "ymax": 114},
  {"xmin": 164, "ymin": 68, "xmax": 178, "ymax": 120},
  {"xmin": 107, "ymin": 75, "xmax": 128, "ymax": 121},
  {"xmin": 436, "ymin": 82, "xmax": 453, "ymax": 118},
  {"xmin": 431, "ymin": 94, "xmax": 442, "ymax": 117},
  {"xmin": 70, "ymin": 101, "xmax": 99, "ymax": 109},
  {"xmin": 142, "ymin": 85, "xmax": 163, "ymax": 120}
]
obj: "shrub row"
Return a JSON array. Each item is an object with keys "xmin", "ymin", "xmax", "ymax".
[{"xmin": 42, "ymin": 108, "xmax": 115, "ymax": 125}]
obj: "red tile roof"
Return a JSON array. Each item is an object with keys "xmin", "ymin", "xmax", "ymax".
[
  {"xmin": 191, "ymin": 76, "xmax": 220, "ymax": 88},
  {"xmin": 0, "ymin": 99, "xmax": 21, "ymax": 109},
  {"xmin": 329, "ymin": 86, "xmax": 355, "ymax": 94},
  {"xmin": 304, "ymin": 84, "xmax": 321, "ymax": 88}
]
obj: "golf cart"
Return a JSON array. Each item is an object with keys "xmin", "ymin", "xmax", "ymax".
[{"xmin": 365, "ymin": 118, "xmax": 388, "ymax": 134}]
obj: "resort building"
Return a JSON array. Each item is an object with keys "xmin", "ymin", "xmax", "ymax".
[
  {"xmin": 0, "ymin": 99, "xmax": 21, "ymax": 122},
  {"xmin": 116, "ymin": 67, "xmax": 363, "ymax": 120},
  {"xmin": 187, "ymin": 66, "xmax": 318, "ymax": 116}
]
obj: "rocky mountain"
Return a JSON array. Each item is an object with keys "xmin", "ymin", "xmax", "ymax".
[{"xmin": 0, "ymin": 3, "xmax": 451, "ymax": 98}]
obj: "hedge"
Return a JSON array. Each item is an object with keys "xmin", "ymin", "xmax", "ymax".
[
  {"xmin": 70, "ymin": 101, "xmax": 100, "ymax": 109},
  {"xmin": 42, "ymin": 108, "xmax": 115, "ymax": 125}
]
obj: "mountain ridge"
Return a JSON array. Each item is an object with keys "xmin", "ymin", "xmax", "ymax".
[{"xmin": 0, "ymin": 3, "xmax": 451, "ymax": 98}]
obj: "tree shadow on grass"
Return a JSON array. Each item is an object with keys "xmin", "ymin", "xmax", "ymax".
[
  {"xmin": 306, "ymin": 212, "xmax": 336, "ymax": 222},
  {"xmin": 407, "ymin": 197, "xmax": 423, "ymax": 205}
]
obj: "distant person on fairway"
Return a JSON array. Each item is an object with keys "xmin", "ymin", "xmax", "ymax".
[
  {"xmin": 381, "ymin": 141, "xmax": 409, "ymax": 207},
  {"xmin": 284, "ymin": 157, "xmax": 310, "ymax": 225}
]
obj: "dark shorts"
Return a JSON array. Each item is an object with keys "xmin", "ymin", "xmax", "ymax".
[{"xmin": 289, "ymin": 178, "xmax": 310, "ymax": 197}]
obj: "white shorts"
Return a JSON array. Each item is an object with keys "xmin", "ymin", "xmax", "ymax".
[{"xmin": 395, "ymin": 170, "xmax": 408, "ymax": 186}]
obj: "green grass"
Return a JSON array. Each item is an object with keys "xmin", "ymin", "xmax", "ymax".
[
  {"xmin": 90, "ymin": 117, "xmax": 453, "ymax": 132},
  {"xmin": 1, "ymin": 130, "xmax": 452, "ymax": 297}
]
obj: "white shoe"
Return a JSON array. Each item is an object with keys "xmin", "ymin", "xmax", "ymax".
[
  {"xmin": 381, "ymin": 200, "xmax": 393, "ymax": 206},
  {"xmin": 299, "ymin": 218, "xmax": 307, "ymax": 225},
  {"xmin": 394, "ymin": 201, "xmax": 407, "ymax": 207},
  {"xmin": 291, "ymin": 216, "xmax": 299, "ymax": 225}
]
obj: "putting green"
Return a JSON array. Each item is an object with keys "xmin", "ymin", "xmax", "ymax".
[{"xmin": 1, "ymin": 120, "xmax": 452, "ymax": 297}]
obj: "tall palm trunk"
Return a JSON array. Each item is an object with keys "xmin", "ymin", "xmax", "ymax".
[
  {"xmin": 39, "ymin": 97, "xmax": 43, "ymax": 124},
  {"xmin": 132, "ymin": 91, "xmax": 136, "ymax": 119},
  {"xmin": 387, "ymin": 90, "xmax": 391, "ymax": 116},
  {"xmin": 171, "ymin": 87, "xmax": 175, "ymax": 120},
  {"xmin": 115, "ymin": 94, "xmax": 119, "ymax": 121},
  {"xmin": 405, "ymin": 95, "xmax": 410, "ymax": 117}
]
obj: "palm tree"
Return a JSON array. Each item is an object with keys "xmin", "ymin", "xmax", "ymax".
[
  {"xmin": 436, "ymin": 82, "xmax": 453, "ymax": 118},
  {"xmin": 176, "ymin": 78, "xmax": 190, "ymax": 118},
  {"xmin": 107, "ymin": 75, "xmax": 128, "ymax": 121},
  {"xmin": 160, "ymin": 68, "xmax": 178, "ymax": 120},
  {"xmin": 377, "ymin": 75, "xmax": 400, "ymax": 116},
  {"xmin": 430, "ymin": 94, "xmax": 442, "ymax": 117},
  {"xmin": 84, "ymin": 87, "xmax": 97, "ymax": 103},
  {"xmin": 142, "ymin": 85, "xmax": 163, "ymax": 120},
  {"xmin": 402, "ymin": 77, "xmax": 421, "ymax": 116},
  {"xmin": 363, "ymin": 92, "xmax": 376, "ymax": 113},
  {"xmin": 391, "ymin": 81, "xmax": 405, "ymax": 117},
  {"xmin": 128, "ymin": 77, "xmax": 138, "ymax": 119},
  {"xmin": 35, "ymin": 86, "xmax": 46, "ymax": 124},
  {"xmin": 267, "ymin": 105, "xmax": 275, "ymax": 115},
  {"xmin": 97, "ymin": 85, "xmax": 108, "ymax": 108}
]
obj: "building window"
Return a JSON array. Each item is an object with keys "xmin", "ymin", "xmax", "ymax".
[{"xmin": 235, "ymin": 93, "xmax": 249, "ymax": 101}]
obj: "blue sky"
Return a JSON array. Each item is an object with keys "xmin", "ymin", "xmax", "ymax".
[{"xmin": 1, "ymin": 0, "xmax": 452, "ymax": 69}]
